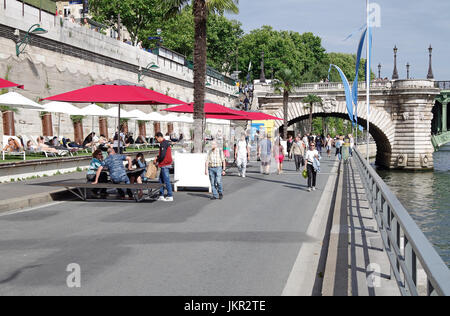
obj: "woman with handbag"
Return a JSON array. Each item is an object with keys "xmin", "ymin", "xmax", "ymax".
[{"xmin": 304, "ymin": 142, "xmax": 320, "ymax": 192}]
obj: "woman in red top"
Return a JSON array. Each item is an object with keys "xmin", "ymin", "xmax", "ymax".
[{"xmin": 277, "ymin": 143, "xmax": 285, "ymax": 175}]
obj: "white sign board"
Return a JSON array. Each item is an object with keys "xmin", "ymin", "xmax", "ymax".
[{"xmin": 174, "ymin": 153, "xmax": 212, "ymax": 192}]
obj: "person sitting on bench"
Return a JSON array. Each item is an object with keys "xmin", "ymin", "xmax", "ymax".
[
  {"xmin": 87, "ymin": 149, "xmax": 108, "ymax": 198},
  {"xmin": 93, "ymin": 148, "xmax": 133, "ymax": 200}
]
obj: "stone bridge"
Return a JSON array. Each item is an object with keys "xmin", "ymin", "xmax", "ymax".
[{"xmin": 252, "ymin": 80, "xmax": 440, "ymax": 170}]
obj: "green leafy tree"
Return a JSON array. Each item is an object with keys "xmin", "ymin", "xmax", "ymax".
[
  {"xmin": 237, "ymin": 26, "xmax": 327, "ymax": 82},
  {"xmin": 148, "ymin": 6, "xmax": 243, "ymax": 74},
  {"xmin": 164, "ymin": 0, "xmax": 239, "ymax": 153},
  {"xmin": 274, "ymin": 68, "xmax": 299, "ymax": 140},
  {"xmin": 302, "ymin": 94, "xmax": 323, "ymax": 134},
  {"xmin": 327, "ymin": 52, "xmax": 375, "ymax": 82},
  {"xmin": 90, "ymin": 0, "xmax": 162, "ymax": 43}
]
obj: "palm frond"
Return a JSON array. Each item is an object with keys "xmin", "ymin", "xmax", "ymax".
[{"xmin": 207, "ymin": 0, "xmax": 239, "ymax": 14}]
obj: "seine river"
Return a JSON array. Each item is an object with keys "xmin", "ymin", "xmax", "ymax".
[{"xmin": 376, "ymin": 144, "xmax": 450, "ymax": 267}]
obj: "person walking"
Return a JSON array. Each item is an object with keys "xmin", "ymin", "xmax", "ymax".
[
  {"xmin": 335, "ymin": 135, "xmax": 343, "ymax": 161},
  {"xmin": 349, "ymin": 134, "xmax": 355, "ymax": 157},
  {"xmin": 291, "ymin": 136, "xmax": 305, "ymax": 172},
  {"xmin": 326, "ymin": 134, "xmax": 333, "ymax": 158},
  {"xmin": 287, "ymin": 135, "xmax": 294, "ymax": 161},
  {"xmin": 258, "ymin": 133, "xmax": 272, "ymax": 175},
  {"xmin": 304, "ymin": 142, "xmax": 320, "ymax": 192},
  {"xmin": 276, "ymin": 140, "xmax": 285, "ymax": 175},
  {"xmin": 235, "ymin": 134, "xmax": 250, "ymax": 178},
  {"xmin": 302, "ymin": 134, "xmax": 309, "ymax": 151},
  {"xmin": 205, "ymin": 141, "xmax": 226, "ymax": 200},
  {"xmin": 155, "ymin": 132, "xmax": 174, "ymax": 202},
  {"xmin": 316, "ymin": 134, "xmax": 323, "ymax": 154}
]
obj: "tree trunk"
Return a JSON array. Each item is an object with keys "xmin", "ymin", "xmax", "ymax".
[
  {"xmin": 192, "ymin": 0, "xmax": 207, "ymax": 153},
  {"xmin": 73, "ymin": 121, "xmax": 84, "ymax": 145},
  {"xmin": 41, "ymin": 113, "xmax": 53, "ymax": 137},
  {"xmin": 99, "ymin": 117, "xmax": 108, "ymax": 137},
  {"xmin": 283, "ymin": 90, "xmax": 289, "ymax": 140},
  {"xmin": 2, "ymin": 111, "xmax": 15, "ymax": 136},
  {"xmin": 309, "ymin": 103, "xmax": 313, "ymax": 134},
  {"xmin": 138, "ymin": 121, "xmax": 147, "ymax": 137}
]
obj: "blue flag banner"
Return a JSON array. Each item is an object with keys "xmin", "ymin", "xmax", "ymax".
[
  {"xmin": 352, "ymin": 28, "xmax": 367, "ymax": 120},
  {"xmin": 328, "ymin": 64, "xmax": 354, "ymax": 123},
  {"xmin": 367, "ymin": 26, "xmax": 373, "ymax": 115}
]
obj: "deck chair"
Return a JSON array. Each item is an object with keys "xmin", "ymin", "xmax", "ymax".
[
  {"xmin": 29, "ymin": 135, "xmax": 69, "ymax": 158},
  {"xmin": 2, "ymin": 135, "xmax": 26, "ymax": 161}
]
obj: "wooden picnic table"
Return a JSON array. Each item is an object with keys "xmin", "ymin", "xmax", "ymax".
[{"xmin": 45, "ymin": 181, "xmax": 164, "ymax": 202}]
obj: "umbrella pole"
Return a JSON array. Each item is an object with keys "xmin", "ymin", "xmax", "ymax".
[
  {"xmin": 58, "ymin": 113, "xmax": 61, "ymax": 140},
  {"xmin": 118, "ymin": 104, "xmax": 121, "ymax": 154}
]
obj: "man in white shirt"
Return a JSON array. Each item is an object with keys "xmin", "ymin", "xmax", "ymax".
[
  {"xmin": 349, "ymin": 134, "xmax": 355, "ymax": 157},
  {"xmin": 235, "ymin": 135, "xmax": 250, "ymax": 177},
  {"xmin": 302, "ymin": 134, "xmax": 309, "ymax": 151}
]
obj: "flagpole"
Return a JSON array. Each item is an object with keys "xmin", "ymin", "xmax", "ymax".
[{"xmin": 366, "ymin": 0, "xmax": 370, "ymax": 162}]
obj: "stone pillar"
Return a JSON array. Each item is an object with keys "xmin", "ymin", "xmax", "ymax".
[
  {"xmin": 153, "ymin": 122, "xmax": 161, "ymax": 134},
  {"xmin": 41, "ymin": 113, "xmax": 53, "ymax": 137},
  {"xmin": 2, "ymin": 111, "xmax": 15, "ymax": 136},
  {"xmin": 391, "ymin": 80, "xmax": 440, "ymax": 170},
  {"xmin": 138, "ymin": 121, "xmax": 147, "ymax": 137},
  {"xmin": 99, "ymin": 117, "xmax": 108, "ymax": 137},
  {"xmin": 442, "ymin": 101, "xmax": 448, "ymax": 132}
]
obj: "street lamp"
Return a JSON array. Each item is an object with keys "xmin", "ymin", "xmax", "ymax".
[
  {"xmin": 392, "ymin": 45, "xmax": 399, "ymax": 80},
  {"xmin": 378, "ymin": 63, "xmax": 382, "ymax": 79},
  {"xmin": 16, "ymin": 24, "xmax": 48, "ymax": 57},
  {"xmin": 406, "ymin": 62, "xmax": 410, "ymax": 79},
  {"xmin": 138, "ymin": 62, "xmax": 160, "ymax": 82}
]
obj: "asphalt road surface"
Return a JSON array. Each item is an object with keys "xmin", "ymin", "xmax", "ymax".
[{"xmin": 0, "ymin": 158, "xmax": 337, "ymax": 296}]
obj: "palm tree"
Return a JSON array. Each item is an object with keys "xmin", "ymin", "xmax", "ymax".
[
  {"xmin": 165, "ymin": 0, "xmax": 239, "ymax": 152},
  {"xmin": 302, "ymin": 94, "xmax": 323, "ymax": 134},
  {"xmin": 274, "ymin": 68, "xmax": 298, "ymax": 140}
]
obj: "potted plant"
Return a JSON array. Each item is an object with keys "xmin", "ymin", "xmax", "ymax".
[{"xmin": 70, "ymin": 115, "xmax": 85, "ymax": 144}]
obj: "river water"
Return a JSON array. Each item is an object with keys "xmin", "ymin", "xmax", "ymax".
[{"xmin": 376, "ymin": 144, "xmax": 450, "ymax": 267}]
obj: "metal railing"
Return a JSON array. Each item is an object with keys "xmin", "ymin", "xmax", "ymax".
[{"xmin": 353, "ymin": 149, "xmax": 450, "ymax": 296}]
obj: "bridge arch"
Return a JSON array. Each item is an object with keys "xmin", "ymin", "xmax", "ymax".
[{"xmin": 272, "ymin": 101, "xmax": 395, "ymax": 167}]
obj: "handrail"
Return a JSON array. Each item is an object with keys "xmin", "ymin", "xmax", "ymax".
[
  {"xmin": 353, "ymin": 149, "xmax": 450, "ymax": 296},
  {"xmin": 435, "ymin": 81, "xmax": 450, "ymax": 90}
]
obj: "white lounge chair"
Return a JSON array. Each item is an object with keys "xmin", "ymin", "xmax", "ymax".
[{"xmin": 2, "ymin": 135, "xmax": 26, "ymax": 161}]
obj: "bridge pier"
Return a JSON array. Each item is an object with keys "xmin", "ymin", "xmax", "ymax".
[{"xmin": 389, "ymin": 80, "xmax": 439, "ymax": 170}]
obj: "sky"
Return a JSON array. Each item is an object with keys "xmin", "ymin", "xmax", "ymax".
[{"xmin": 227, "ymin": 0, "xmax": 450, "ymax": 80}]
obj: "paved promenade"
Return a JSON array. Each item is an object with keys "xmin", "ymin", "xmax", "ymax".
[{"xmin": 0, "ymin": 159, "xmax": 337, "ymax": 296}]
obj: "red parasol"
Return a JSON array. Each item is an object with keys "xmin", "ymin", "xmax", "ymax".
[
  {"xmin": 43, "ymin": 84, "xmax": 186, "ymax": 105},
  {"xmin": 43, "ymin": 81, "xmax": 186, "ymax": 148},
  {"xmin": 238, "ymin": 111, "xmax": 283, "ymax": 121},
  {"xmin": 0, "ymin": 78, "xmax": 24, "ymax": 89},
  {"xmin": 163, "ymin": 102, "xmax": 243, "ymax": 116},
  {"xmin": 205, "ymin": 114, "xmax": 250, "ymax": 120}
]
